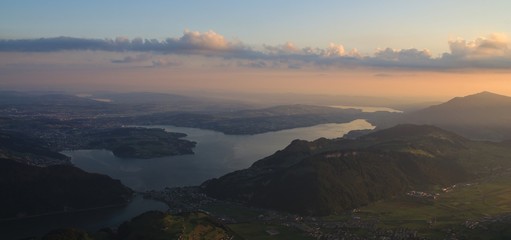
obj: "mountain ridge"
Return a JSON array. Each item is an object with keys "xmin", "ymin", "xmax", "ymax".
[
  {"xmin": 203, "ymin": 124, "xmax": 511, "ymax": 215},
  {"xmin": 395, "ymin": 91, "xmax": 511, "ymax": 140}
]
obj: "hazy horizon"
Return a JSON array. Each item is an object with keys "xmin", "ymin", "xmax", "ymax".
[
  {"xmin": 0, "ymin": 88, "xmax": 471, "ymax": 107},
  {"xmin": 1, "ymin": 1, "xmax": 511, "ymax": 99}
]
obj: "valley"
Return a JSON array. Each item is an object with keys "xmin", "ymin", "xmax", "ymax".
[{"xmin": 2, "ymin": 91, "xmax": 511, "ymax": 240}]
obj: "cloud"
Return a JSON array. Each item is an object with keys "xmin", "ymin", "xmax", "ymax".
[
  {"xmin": 324, "ymin": 43, "xmax": 347, "ymax": 57},
  {"xmin": 287, "ymin": 63, "xmax": 302, "ymax": 69},
  {"xmin": 0, "ymin": 30, "xmax": 247, "ymax": 55},
  {"xmin": 447, "ymin": 33, "xmax": 509, "ymax": 59},
  {"xmin": 238, "ymin": 60, "xmax": 269, "ymax": 69},
  {"xmin": 1, "ymin": 32, "xmax": 511, "ymax": 71},
  {"xmin": 373, "ymin": 48, "xmax": 432, "ymax": 61},
  {"xmin": 150, "ymin": 58, "xmax": 181, "ymax": 68},
  {"xmin": 360, "ymin": 33, "xmax": 511, "ymax": 70},
  {"xmin": 0, "ymin": 37, "xmax": 111, "ymax": 52},
  {"xmin": 373, "ymin": 73, "xmax": 393, "ymax": 78},
  {"xmin": 317, "ymin": 43, "xmax": 361, "ymax": 57},
  {"xmin": 264, "ymin": 42, "xmax": 298, "ymax": 54},
  {"xmin": 436, "ymin": 33, "xmax": 511, "ymax": 69},
  {"xmin": 363, "ymin": 48, "xmax": 435, "ymax": 69},
  {"xmin": 111, "ymin": 53, "xmax": 152, "ymax": 63},
  {"xmin": 110, "ymin": 53, "xmax": 180, "ymax": 67},
  {"xmin": 179, "ymin": 30, "xmax": 230, "ymax": 50}
]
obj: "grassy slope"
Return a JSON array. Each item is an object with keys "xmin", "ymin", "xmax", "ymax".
[{"xmin": 354, "ymin": 172, "xmax": 511, "ymax": 238}]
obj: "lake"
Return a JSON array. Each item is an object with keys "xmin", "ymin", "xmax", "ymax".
[
  {"xmin": 329, "ymin": 105, "xmax": 403, "ymax": 113},
  {"xmin": 2, "ymin": 119, "xmax": 373, "ymax": 239},
  {"xmin": 66, "ymin": 119, "xmax": 374, "ymax": 191}
]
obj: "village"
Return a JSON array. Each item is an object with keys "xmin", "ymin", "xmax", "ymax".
[{"xmin": 143, "ymin": 187, "xmax": 429, "ymax": 239}]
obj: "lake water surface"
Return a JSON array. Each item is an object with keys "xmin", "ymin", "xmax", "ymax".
[
  {"xmin": 329, "ymin": 105, "xmax": 403, "ymax": 113},
  {"xmin": 66, "ymin": 119, "xmax": 374, "ymax": 191}
]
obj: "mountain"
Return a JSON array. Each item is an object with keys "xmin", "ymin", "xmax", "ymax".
[
  {"xmin": 0, "ymin": 91, "xmax": 107, "ymax": 106},
  {"xmin": 222, "ymin": 104, "xmax": 362, "ymax": 117},
  {"xmin": 202, "ymin": 124, "xmax": 511, "ymax": 215},
  {"xmin": 0, "ymin": 131, "xmax": 133, "ymax": 219},
  {"xmin": 116, "ymin": 211, "xmax": 240, "ymax": 240},
  {"xmin": 92, "ymin": 92, "xmax": 192, "ymax": 104},
  {"xmin": 0, "ymin": 91, "xmax": 116, "ymax": 119},
  {"xmin": 400, "ymin": 91, "xmax": 511, "ymax": 140},
  {"xmin": 0, "ymin": 159, "xmax": 133, "ymax": 219},
  {"xmin": 40, "ymin": 211, "xmax": 241, "ymax": 240},
  {"xmin": 0, "ymin": 131, "xmax": 70, "ymax": 166}
]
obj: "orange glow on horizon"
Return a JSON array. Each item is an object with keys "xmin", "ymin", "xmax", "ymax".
[{"xmin": 1, "ymin": 52, "xmax": 510, "ymax": 101}]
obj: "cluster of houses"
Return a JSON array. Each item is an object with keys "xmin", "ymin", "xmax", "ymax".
[{"xmin": 406, "ymin": 191, "xmax": 439, "ymax": 201}]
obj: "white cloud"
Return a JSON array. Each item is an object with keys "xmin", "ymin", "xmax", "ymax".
[
  {"xmin": 447, "ymin": 33, "xmax": 510, "ymax": 59},
  {"xmin": 178, "ymin": 30, "xmax": 231, "ymax": 50},
  {"xmin": 323, "ymin": 43, "xmax": 360, "ymax": 57}
]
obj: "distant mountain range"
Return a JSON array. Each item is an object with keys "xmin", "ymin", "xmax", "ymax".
[
  {"xmin": 0, "ymin": 91, "xmax": 107, "ymax": 106},
  {"xmin": 398, "ymin": 91, "xmax": 511, "ymax": 140},
  {"xmin": 203, "ymin": 124, "xmax": 511, "ymax": 215}
]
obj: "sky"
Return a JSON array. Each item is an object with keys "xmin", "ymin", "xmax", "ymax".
[{"xmin": 1, "ymin": 1, "xmax": 511, "ymax": 100}]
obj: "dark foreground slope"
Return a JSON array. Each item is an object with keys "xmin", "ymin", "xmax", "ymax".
[
  {"xmin": 117, "ymin": 211, "xmax": 240, "ymax": 240},
  {"xmin": 0, "ymin": 159, "xmax": 132, "ymax": 219},
  {"xmin": 0, "ymin": 131, "xmax": 132, "ymax": 219},
  {"xmin": 41, "ymin": 211, "xmax": 241, "ymax": 240},
  {"xmin": 203, "ymin": 124, "xmax": 511, "ymax": 215}
]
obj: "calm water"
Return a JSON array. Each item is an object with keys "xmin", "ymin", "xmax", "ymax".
[
  {"xmin": 2, "ymin": 119, "xmax": 373, "ymax": 239},
  {"xmin": 330, "ymin": 105, "xmax": 403, "ymax": 113},
  {"xmin": 66, "ymin": 119, "xmax": 374, "ymax": 191}
]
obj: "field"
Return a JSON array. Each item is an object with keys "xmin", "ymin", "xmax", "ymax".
[
  {"xmin": 353, "ymin": 172, "xmax": 511, "ymax": 238},
  {"xmin": 201, "ymin": 202, "xmax": 311, "ymax": 239},
  {"xmin": 228, "ymin": 223, "xmax": 312, "ymax": 240}
]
